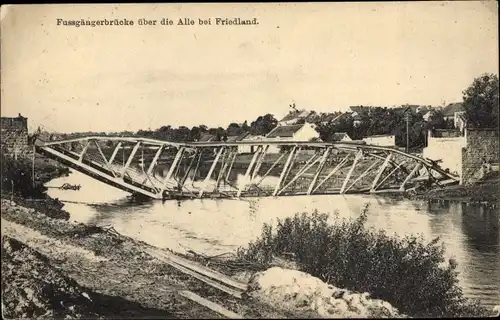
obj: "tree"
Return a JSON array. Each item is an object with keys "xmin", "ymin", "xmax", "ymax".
[
  {"xmin": 190, "ymin": 126, "xmax": 205, "ymax": 142},
  {"xmin": 241, "ymin": 120, "xmax": 250, "ymax": 132},
  {"xmin": 171, "ymin": 126, "xmax": 191, "ymax": 141},
  {"xmin": 250, "ymin": 114, "xmax": 278, "ymax": 136},
  {"xmin": 226, "ymin": 123, "xmax": 244, "ymax": 136},
  {"xmin": 427, "ymin": 110, "xmax": 446, "ymax": 130},
  {"xmin": 462, "ymin": 73, "xmax": 499, "ymax": 128}
]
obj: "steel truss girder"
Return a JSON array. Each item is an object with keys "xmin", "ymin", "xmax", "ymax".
[{"xmin": 36, "ymin": 137, "xmax": 461, "ymax": 200}]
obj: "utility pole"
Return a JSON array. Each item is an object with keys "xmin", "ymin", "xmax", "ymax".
[
  {"xmin": 32, "ymin": 144, "xmax": 35, "ymax": 189},
  {"xmin": 405, "ymin": 112, "xmax": 410, "ymax": 153}
]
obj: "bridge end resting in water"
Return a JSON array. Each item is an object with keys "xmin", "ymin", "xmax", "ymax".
[{"xmin": 35, "ymin": 136, "xmax": 460, "ymax": 200}]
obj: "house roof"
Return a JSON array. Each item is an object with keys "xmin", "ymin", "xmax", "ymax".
[
  {"xmin": 279, "ymin": 109, "xmax": 312, "ymax": 123},
  {"xmin": 198, "ymin": 133, "xmax": 215, "ymax": 142},
  {"xmin": 266, "ymin": 124, "xmax": 304, "ymax": 138},
  {"xmin": 333, "ymin": 132, "xmax": 351, "ymax": 141},
  {"xmin": 226, "ymin": 132, "xmax": 250, "ymax": 142},
  {"xmin": 305, "ymin": 111, "xmax": 320, "ymax": 123},
  {"xmin": 298, "ymin": 110, "xmax": 311, "ymax": 118},
  {"xmin": 442, "ymin": 102, "xmax": 464, "ymax": 117},
  {"xmin": 279, "ymin": 112, "xmax": 300, "ymax": 122}
]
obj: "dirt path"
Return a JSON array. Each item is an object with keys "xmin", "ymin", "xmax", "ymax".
[{"xmin": 1, "ymin": 219, "xmax": 106, "ymax": 263}]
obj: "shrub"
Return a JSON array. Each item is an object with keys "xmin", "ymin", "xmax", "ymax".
[
  {"xmin": 236, "ymin": 205, "xmax": 490, "ymax": 318},
  {"xmin": 1, "ymin": 149, "xmax": 68, "ymax": 199}
]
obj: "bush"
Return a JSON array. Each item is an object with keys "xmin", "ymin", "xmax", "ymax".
[
  {"xmin": 1, "ymin": 152, "xmax": 44, "ymax": 198},
  {"xmin": 236, "ymin": 205, "xmax": 490, "ymax": 318},
  {"xmin": 1, "ymin": 149, "xmax": 68, "ymax": 199}
]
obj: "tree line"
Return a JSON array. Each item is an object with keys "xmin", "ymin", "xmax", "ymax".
[{"xmin": 54, "ymin": 73, "xmax": 498, "ymax": 149}]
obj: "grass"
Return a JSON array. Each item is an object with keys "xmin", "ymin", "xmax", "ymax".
[{"xmin": 235, "ymin": 205, "xmax": 491, "ymax": 318}]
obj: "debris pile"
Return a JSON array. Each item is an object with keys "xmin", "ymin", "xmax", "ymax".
[
  {"xmin": 1, "ymin": 236, "xmax": 98, "ymax": 319},
  {"xmin": 246, "ymin": 267, "xmax": 405, "ymax": 318}
]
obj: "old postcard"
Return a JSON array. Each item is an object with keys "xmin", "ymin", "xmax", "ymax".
[{"xmin": 1, "ymin": 2, "xmax": 499, "ymax": 319}]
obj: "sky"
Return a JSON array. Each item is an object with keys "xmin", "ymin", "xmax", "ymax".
[{"xmin": 1, "ymin": 2, "xmax": 498, "ymax": 133}]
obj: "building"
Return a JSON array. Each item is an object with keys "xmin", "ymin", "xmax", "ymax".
[
  {"xmin": 423, "ymin": 129, "xmax": 465, "ymax": 177},
  {"xmin": 332, "ymin": 132, "xmax": 352, "ymax": 142},
  {"xmin": 265, "ymin": 122, "xmax": 321, "ymax": 153},
  {"xmin": 362, "ymin": 134, "xmax": 396, "ymax": 147},
  {"xmin": 1, "ymin": 114, "xmax": 32, "ymax": 159},
  {"xmin": 416, "ymin": 105, "xmax": 430, "ymax": 114},
  {"xmin": 422, "ymin": 110, "xmax": 435, "ymax": 122},
  {"xmin": 422, "ymin": 106, "xmax": 444, "ymax": 122},
  {"xmin": 352, "ymin": 114, "xmax": 363, "ymax": 127},
  {"xmin": 442, "ymin": 102, "xmax": 466, "ymax": 131},
  {"xmin": 237, "ymin": 134, "xmax": 265, "ymax": 153}
]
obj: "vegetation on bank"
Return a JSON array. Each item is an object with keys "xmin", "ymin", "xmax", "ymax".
[
  {"xmin": 1, "ymin": 150, "xmax": 70, "ymax": 220},
  {"xmin": 416, "ymin": 174, "xmax": 499, "ymax": 203},
  {"xmin": 235, "ymin": 207, "xmax": 491, "ymax": 318}
]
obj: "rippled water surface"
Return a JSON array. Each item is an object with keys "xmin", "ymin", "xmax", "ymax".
[{"xmin": 47, "ymin": 171, "xmax": 500, "ymax": 309}]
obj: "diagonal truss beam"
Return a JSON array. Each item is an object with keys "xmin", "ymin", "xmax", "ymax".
[
  {"xmin": 108, "ymin": 142, "xmax": 122, "ymax": 165},
  {"xmin": 344, "ymin": 158, "xmax": 381, "ymax": 193},
  {"xmin": 225, "ymin": 151, "xmax": 237, "ymax": 181},
  {"xmin": 375, "ymin": 160, "xmax": 409, "ymax": 191},
  {"xmin": 237, "ymin": 146, "xmax": 262, "ymax": 197},
  {"xmin": 251, "ymin": 145, "xmax": 269, "ymax": 181},
  {"xmin": 370, "ymin": 153, "xmax": 392, "ymax": 192},
  {"xmin": 273, "ymin": 146, "xmax": 297, "ymax": 196},
  {"xmin": 147, "ymin": 145, "xmax": 164, "ymax": 176},
  {"xmin": 121, "ymin": 141, "xmax": 141, "ymax": 178},
  {"xmin": 181, "ymin": 149, "xmax": 200, "ymax": 187},
  {"xmin": 313, "ymin": 153, "xmax": 350, "ymax": 194},
  {"xmin": 159, "ymin": 146, "xmax": 185, "ymax": 196},
  {"xmin": 253, "ymin": 151, "xmax": 287, "ymax": 186},
  {"xmin": 307, "ymin": 147, "xmax": 331, "ymax": 195},
  {"xmin": 399, "ymin": 163, "xmax": 423, "ymax": 191},
  {"xmin": 216, "ymin": 148, "xmax": 233, "ymax": 189},
  {"xmin": 78, "ymin": 140, "xmax": 91, "ymax": 163},
  {"xmin": 340, "ymin": 150, "xmax": 363, "ymax": 194},
  {"xmin": 281, "ymin": 146, "xmax": 301, "ymax": 186},
  {"xmin": 93, "ymin": 140, "xmax": 117, "ymax": 177},
  {"xmin": 199, "ymin": 147, "xmax": 225, "ymax": 198},
  {"xmin": 277, "ymin": 153, "xmax": 321, "ymax": 195}
]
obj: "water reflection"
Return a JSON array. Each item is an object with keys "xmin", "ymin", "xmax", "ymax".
[{"xmin": 46, "ymin": 171, "xmax": 499, "ymax": 309}]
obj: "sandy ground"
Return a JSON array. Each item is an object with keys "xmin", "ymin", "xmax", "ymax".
[{"xmin": 0, "ymin": 199, "xmax": 283, "ymax": 319}]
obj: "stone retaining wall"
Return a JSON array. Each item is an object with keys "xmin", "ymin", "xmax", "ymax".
[{"xmin": 461, "ymin": 128, "xmax": 499, "ymax": 185}]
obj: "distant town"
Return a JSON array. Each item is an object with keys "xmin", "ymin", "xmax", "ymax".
[{"xmin": 27, "ymin": 102, "xmax": 464, "ymax": 149}]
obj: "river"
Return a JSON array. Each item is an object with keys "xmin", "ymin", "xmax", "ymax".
[{"xmin": 46, "ymin": 170, "xmax": 499, "ymax": 310}]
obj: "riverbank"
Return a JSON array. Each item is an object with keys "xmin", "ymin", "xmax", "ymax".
[
  {"xmin": 0, "ymin": 199, "xmax": 435, "ymax": 319},
  {"xmin": 416, "ymin": 178, "xmax": 499, "ymax": 203},
  {"xmin": 1, "ymin": 155, "xmax": 72, "ymax": 219},
  {"xmin": 1, "ymin": 199, "xmax": 287, "ymax": 319}
]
